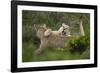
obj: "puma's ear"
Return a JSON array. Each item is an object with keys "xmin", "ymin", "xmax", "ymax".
[
  {"xmin": 62, "ymin": 23, "xmax": 66, "ymax": 26},
  {"xmin": 34, "ymin": 24, "xmax": 41, "ymax": 31},
  {"xmin": 43, "ymin": 24, "xmax": 46, "ymax": 28},
  {"xmin": 34, "ymin": 24, "xmax": 38, "ymax": 31}
]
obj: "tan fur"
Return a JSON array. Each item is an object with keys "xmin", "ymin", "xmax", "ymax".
[
  {"xmin": 44, "ymin": 23, "xmax": 70, "ymax": 37},
  {"xmin": 35, "ymin": 26, "xmax": 70, "ymax": 55}
]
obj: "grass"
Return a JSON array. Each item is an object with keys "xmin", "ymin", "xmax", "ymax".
[{"xmin": 22, "ymin": 41, "xmax": 89, "ymax": 62}]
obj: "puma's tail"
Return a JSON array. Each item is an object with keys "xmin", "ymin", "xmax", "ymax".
[{"xmin": 79, "ymin": 16, "xmax": 85, "ymax": 36}]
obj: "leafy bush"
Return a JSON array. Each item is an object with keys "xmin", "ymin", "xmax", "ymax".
[{"xmin": 68, "ymin": 36, "xmax": 90, "ymax": 54}]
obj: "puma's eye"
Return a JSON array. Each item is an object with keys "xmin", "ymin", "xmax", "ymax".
[
  {"xmin": 63, "ymin": 32, "xmax": 66, "ymax": 35},
  {"xmin": 62, "ymin": 31, "xmax": 66, "ymax": 35}
]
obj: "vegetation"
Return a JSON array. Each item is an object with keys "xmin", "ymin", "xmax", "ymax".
[
  {"xmin": 68, "ymin": 36, "xmax": 90, "ymax": 58},
  {"xmin": 22, "ymin": 10, "xmax": 90, "ymax": 62}
]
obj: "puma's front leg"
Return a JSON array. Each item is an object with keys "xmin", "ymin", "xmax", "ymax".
[{"xmin": 35, "ymin": 40, "xmax": 47, "ymax": 55}]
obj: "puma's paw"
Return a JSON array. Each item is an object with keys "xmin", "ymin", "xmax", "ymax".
[{"xmin": 44, "ymin": 29, "xmax": 52, "ymax": 37}]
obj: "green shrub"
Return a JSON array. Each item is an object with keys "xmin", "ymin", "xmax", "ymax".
[{"xmin": 68, "ymin": 36, "xmax": 90, "ymax": 54}]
